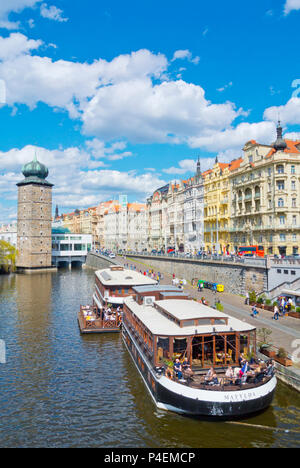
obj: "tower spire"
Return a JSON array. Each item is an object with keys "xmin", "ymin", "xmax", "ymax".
[{"xmin": 273, "ymin": 120, "xmax": 287, "ymax": 151}]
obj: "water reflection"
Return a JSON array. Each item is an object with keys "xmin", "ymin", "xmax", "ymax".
[{"xmin": 0, "ymin": 269, "xmax": 299, "ymax": 448}]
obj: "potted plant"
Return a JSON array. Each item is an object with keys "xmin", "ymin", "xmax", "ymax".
[
  {"xmin": 249, "ymin": 290, "xmax": 257, "ymax": 305},
  {"xmin": 257, "ymin": 328, "xmax": 275, "ymax": 357},
  {"xmin": 275, "ymin": 347, "xmax": 293, "ymax": 367}
]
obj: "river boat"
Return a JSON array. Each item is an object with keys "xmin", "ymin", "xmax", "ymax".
[
  {"xmin": 78, "ymin": 265, "xmax": 157, "ymax": 333},
  {"xmin": 122, "ymin": 285, "xmax": 277, "ymax": 418}
]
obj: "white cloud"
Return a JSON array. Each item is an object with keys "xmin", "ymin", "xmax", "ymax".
[
  {"xmin": 40, "ymin": 3, "xmax": 68, "ymax": 22},
  {"xmin": 263, "ymin": 97, "xmax": 300, "ymax": 125},
  {"xmin": 163, "ymin": 159, "xmax": 197, "ymax": 175},
  {"xmin": 283, "ymin": 131, "xmax": 300, "ymax": 140},
  {"xmin": 0, "ymin": 1, "xmax": 41, "ymax": 29},
  {"xmin": 0, "ymin": 33, "xmax": 42, "ymax": 60},
  {"xmin": 171, "ymin": 49, "xmax": 200, "ymax": 64},
  {"xmin": 81, "ymin": 79, "xmax": 239, "ymax": 143},
  {"xmin": 284, "ymin": 0, "xmax": 300, "ymax": 14},
  {"xmin": 187, "ymin": 121, "xmax": 276, "ymax": 152},
  {"xmin": 217, "ymin": 81, "xmax": 233, "ymax": 92}
]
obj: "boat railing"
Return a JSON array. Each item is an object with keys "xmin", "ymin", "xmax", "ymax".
[
  {"xmin": 156, "ymin": 363, "xmax": 275, "ymax": 392},
  {"xmin": 79, "ymin": 305, "xmax": 121, "ymax": 330}
]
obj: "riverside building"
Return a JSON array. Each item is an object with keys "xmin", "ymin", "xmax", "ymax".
[
  {"xmin": 183, "ymin": 159, "xmax": 205, "ymax": 253},
  {"xmin": 229, "ymin": 123, "xmax": 300, "ymax": 256},
  {"xmin": 203, "ymin": 157, "xmax": 243, "ymax": 254}
]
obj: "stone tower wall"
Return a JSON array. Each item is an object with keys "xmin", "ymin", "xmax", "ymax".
[{"xmin": 17, "ymin": 184, "xmax": 53, "ymax": 269}]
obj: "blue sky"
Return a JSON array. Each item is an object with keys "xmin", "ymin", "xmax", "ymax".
[{"xmin": 0, "ymin": 0, "xmax": 300, "ymax": 222}]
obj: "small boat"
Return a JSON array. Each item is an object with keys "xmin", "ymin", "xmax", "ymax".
[
  {"xmin": 122, "ymin": 285, "xmax": 277, "ymax": 418},
  {"xmin": 78, "ymin": 265, "xmax": 157, "ymax": 333}
]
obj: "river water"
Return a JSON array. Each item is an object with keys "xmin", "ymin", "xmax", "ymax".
[{"xmin": 0, "ymin": 267, "xmax": 299, "ymax": 448}]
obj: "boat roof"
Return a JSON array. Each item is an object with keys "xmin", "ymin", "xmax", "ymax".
[
  {"xmin": 95, "ymin": 266, "xmax": 158, "ymax": 287},
  {"xmin": 133, "ymin": 284, "xmax": 181, "ymax": 293},
  {"xmin": 124, "ymin": 297, "xmax": 255, "ymax": 336}
]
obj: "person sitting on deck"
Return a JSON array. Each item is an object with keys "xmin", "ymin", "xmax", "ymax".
[
  {"xmin": 204, "ymin": 367, "xmax": 214, "ymax": 383},
  {"xmin": 208, "ymin": 373, "xmax": 219, "ymax": 386},
  {"xmin": 182, "ymin": 358, "xmax": 194, "ymax": 379},
  {"xmin": 225, "ymin": 366, "xmax": 234, "ymax": 383},
  {"xmin": 174, "ymin": 359, "xmax": 183, "ymax": 380}
]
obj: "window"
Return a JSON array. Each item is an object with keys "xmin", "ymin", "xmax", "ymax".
[
  {"xmin": 291, "ymin": 165, "xmax": 295, "ymax": 174},
  {"xmin": 280, "ymin": 234, "xmax": 286, "ymax": 241},
  {"xmin": 279, "ymin": 216, "xmax": 285, "ymax": 225},
  {"xmin": 291, "ymin": 271, "xmax": 296, "ymax": 276},
  {"xmin": 292, "ymin": 198, "xmax": 296, "ymax": 208},
  {"xmin": 292, "ymin": 234, "xmax": 297, "ymax": 241},
  {"xmin": 278, "ymin": 198, "xmax": 284, "ymax": 207},
  {"xmin": 277, "ymin": 181, "xmax": 284, "ymax": 190},
  {"xmin": 292, "ymin": 215, "xmax": 297, "ymax": 225},
  {"xmin": 277, "ymin": 269, "xmax": 281, "ymax": 274},
  {"xmin": 291, "ymin": 180, "xmax": 296, "ymax": 191},
  {"xmin": 277, "ymin": 165, "xmax": 284, "ymax": 174},
  {"xmin": 284, "ymin": 270, "xmax": 288, "ymax": 275},
  {"xmin": 268, "ymin": 167, "xmax": 272, "ymax": 176}
]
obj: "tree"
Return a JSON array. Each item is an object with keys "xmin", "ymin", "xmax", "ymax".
[{"xmin": 0, "ymin": 240, "xmax": 18, "ymax": 273}]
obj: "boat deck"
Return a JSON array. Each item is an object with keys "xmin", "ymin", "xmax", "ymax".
[
  {"xmin": 160, "ymin": 365, "xmax": 274, "ymax": 392},
  {"xmin": 78, "ymin": 305, "xmax": 121, "ymax": 334}
]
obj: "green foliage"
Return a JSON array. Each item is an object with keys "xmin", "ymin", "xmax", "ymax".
[
  {"xmin": 248, "ymin": 290, "xmax": 257, "ymax": 303},
  {"xmin": 265, "ymin": 299, "xmax": 271, "ymax": 306},
  {"xmin": 296, "ymin": 307, "xmax": 300, "ymax": 313},
  {"xmin": 162, "ymin": 358, "xmax": 173, "ymax": 368},
  {"xmin": 0, "ymin": 240, "xmax": 18, "ymax": 273},
  {"xmin": 257, "ymin": 328, "xmax": 273, "ymax": 347},
  {"xmin": 277, "ymin": 347, "xmax": 288, "ymax": 359},
  {"xmin": 216, "ymin": 302, "xmax": 224, "ymax": 312},
  {"xmin": 272, "ymin": 301, "xmax": 278, "ymax": 307}
]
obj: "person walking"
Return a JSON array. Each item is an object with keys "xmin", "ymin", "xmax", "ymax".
[
  {"xmin": 273, "ymin": 304, "xmax": 279, "ymax": 320},
  {"xmin": 245, "ymin": 292, "xmax": 249, "ymax": 305}
]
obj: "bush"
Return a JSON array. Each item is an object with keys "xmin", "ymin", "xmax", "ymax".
[
  {"xmin": 257, "ymin": 296, "xmax": 264, "ymax": 304},
  {"xmin": 296, "ymin": 307, "xmax": 300, "ymax": 313},
  {"xmin": 216, "ymin": 302, "xmax": 224, "ymax": 312},
  {"xmin": 272, "ymin": 301, "xmax": 278, "ymax": 308},
  {"xmin": 277, "ymin": 347, "xmax": 288, "ymax": 359},
  {"xmin": 257, "ymin": 328, "xmax": 272, "ymax": 347},
  {"xmin": 249, "ymin": 290, "xmax": 257, "ymax": 303},
  {"xmin": 265, "ymin": 299, "xmax": 271, "ymax": 306}
]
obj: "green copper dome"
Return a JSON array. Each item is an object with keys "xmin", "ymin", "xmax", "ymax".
[
  {"xmin": 22, "ymin": 156, "xmax": 49, "ymax": 180},
  {"xmin": 17, "ymin": 153, "xmax": 53, "ymax": 187}
]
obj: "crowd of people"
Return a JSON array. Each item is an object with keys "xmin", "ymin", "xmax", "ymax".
[
  {"xmin": 95, "ymin": 305, "xmax": 123, "ymax": 325},
  {"xmin": 164, "ymin": 353, "xmax": 274, "ymax": 387}
]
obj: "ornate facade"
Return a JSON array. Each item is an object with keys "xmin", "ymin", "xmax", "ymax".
[
  {"xmin": 229, "ymin": 124, "xmax": 300, "ymax": 256},
  {"xmin": 183, "ymin": 159, "xmax": 205, "ymax": 253}
]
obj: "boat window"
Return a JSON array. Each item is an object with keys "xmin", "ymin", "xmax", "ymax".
[
  {"xmin": 214, "ymin": 319, "xmax": 226, "ymax": 325},
  {"xmin": 182, "ymin": 320, "xmax": 195, "ymax": 327},
  {"xmin": 157, "ymin": 337, "xmax": 170, "ymax": 363},
  {"xmin": 173, "ymin": 337, "xmax": 187, "ymax": 359},
  {"xmin": 197, "ymin": 319, "xmax": 212, "ymax": 325}
]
